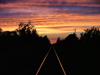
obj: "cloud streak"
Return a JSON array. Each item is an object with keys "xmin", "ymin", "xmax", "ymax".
[{"xmin": 0, "ymin": 0, "xmax": 100, "ymax": 43}]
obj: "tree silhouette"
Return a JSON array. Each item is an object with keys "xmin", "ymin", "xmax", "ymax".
[
  {"xmin": 0, "ymin": 28, "xmax": 2, "ymax": 35},
  {"xmin": 80, "ymin": 26, "xmax": 100, "ymax": 42},
  {"xmin": 16, "ymin": 21, "xmax": 34, "ymax": 36},
  {"xmin": 32, "ymin": 29, "xmax": 39, "ymax": 37},
  {"xmin": 1, "ymin": 20, "xmax": 100, "ymax": 75},
  {"xmin": 57, "ymin": 37, "xmax": 61, "ymax": 43},
  {"xmin": 65, "ymin": 33, "xmax": 78, "ymax": 42}
]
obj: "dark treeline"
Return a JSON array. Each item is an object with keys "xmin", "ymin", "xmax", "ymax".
[
  {"xmin": 54, "ymin": 27, "xmax": 100, "ymax": 75},
  {"xmin": 0, "ymin": 21, "xmax": 100, "ymax": 75},
  {"xmin": 0, "ymin": 22, "xmax": 51, "ymax": 75}
]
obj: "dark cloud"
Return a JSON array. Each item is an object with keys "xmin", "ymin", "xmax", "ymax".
[
  {"xmin": 0, "ymin": 0, "xmax": 100, "ymax": 5},
  {"xmin": 52, "ymin": 5, "xmax": 100, "ymax": 15},
  {"xmin": 61, "ymin": 2, "xmax": 68, "ymax": 4},
  {"xmin": 0, "ymin": 5, "xmax": 100, "ymax": 19},
  {"xmin": 49, "ymin": 1, "xmax": 58, "ymax": 4},
  {"xmin": 48, "ymin": 1, "xmax": 100, "ymax": 5},
  {"xmin": 96, "ymin": 0, "xmax": 100, "ymax": 2},
  {"xmin": 0, "ymin": 0, "xmax": 100, "ymax": 30},
  {"xmin": 0, "ymin": 0, "xmax": 19, "ymax": 4},
  {"xmin": 40, "ymin": 26, "xmax": 99, "ymax": 29},
  {"xmin": 0, "ymin": 0, "xmax": 9, "ymax": 4}
]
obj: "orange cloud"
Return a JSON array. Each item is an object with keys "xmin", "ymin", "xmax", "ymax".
[{"xmin": 0, "ymin": 0, "xmax": 100, "ymax": 44}]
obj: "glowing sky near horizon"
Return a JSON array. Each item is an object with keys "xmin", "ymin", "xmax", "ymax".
[{"xmin": 0, "ymin": 0, "xmax": 100, "ymax": 44}]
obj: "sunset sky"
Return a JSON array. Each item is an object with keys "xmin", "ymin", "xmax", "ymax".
[{"xmin": 0, "ymin": 0, "xmax": 100, "ymax": 44}]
